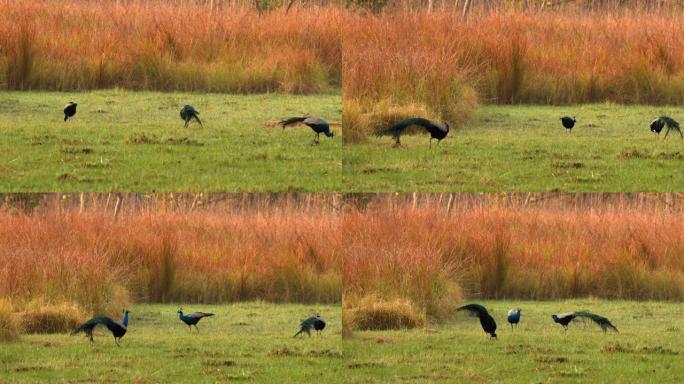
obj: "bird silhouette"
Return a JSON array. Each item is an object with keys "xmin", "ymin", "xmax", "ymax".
[
  {"xmin": 64, "ymin": 102, "xmax": 77, "ymax": 122},
  {"xmin": 552, "ymin": 311, "xmax": 619, "ymax": 333},
  {"xmin": 73, "ymin": 310, "xmax": 129, "ymax": 346},
  {"xmin": 378, "ymin": 118, "xmax": 449, "ymax": 148},
  {"xmin": 507, "ymin": 308, "xmax": 521, "ymax": 330},
  {"xmin": 177, "ymin": 308, "xmax": 214, "ymax": 332},
  {"xmin": 457, "ymin": 304, "xmax": 497, "ymax": 339},
  {"xmin": 279, "ymin": 116, "xmax": 334, "ymax": 144},
  {"xmin": 650, "ymin": 116, "xmax": 681, "ymax": 139},
  {"xmin": 180, "ymin": 105, "xmax": 203, "ymax": 128},
  {"xmin": 294, "ymin": 314, "xmax": 326, "ymax": 337},
  {"xmin": 560, "ymin": 116, "xmax": 576, "ymax": 133}
]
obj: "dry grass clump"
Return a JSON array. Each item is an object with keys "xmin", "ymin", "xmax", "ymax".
[
  {"xmin": 345, "ymin": 295, "xmax": 426, "ymax": 331},
  {"xmin": 0, "ymin": 0, "xmax": 341, "ymax": 92},
  {"xmin": 20, "ymin": 301, "xmax": 87, "ymax": 334},
  {"xmin": 0, "ymin": 298, "xmax": 20, "ymax": 342}
]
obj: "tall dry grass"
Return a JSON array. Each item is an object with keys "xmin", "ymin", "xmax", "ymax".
[
  {"xmin": 343, "ymin": 10, "xmax": 684, "ymax": 138},
  {"xmin": 0, "ymin": 205, "xmax": 342, "ymax": 316},
  {"xmin": 343, "ymin": 197, "xmax": 684, "ymax": 319},
  {"xmin": 0, "ymin": 0, "xmax": 341, "ymax": 92}
]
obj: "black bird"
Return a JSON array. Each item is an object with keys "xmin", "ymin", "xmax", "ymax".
[
  {"xmin": 378, "ymin": 118, "xmax": 449, "ymax": 148},
  {"xmin": 177, "ymin": 308, "xmax": 214, "ymax": 332},
  {"xmin": 64, "ymin": 102, "xmax": 77, "ymax": 122},
  {"xmin": 180, "ymin": 105, "xmax": 203, "ymax": 128},
  {"xmin": 560, "ymin": 116, "xmax": 576, "ymax": 133},
  {"xmin": 294, "ymin": 314, "xmax": 326, "ymax": 337},
  {"xmin": 650, "ymin": 116, "xmax": 682, "ymax": 139},
  {"xmin": 456, "ymin": 303, "xmax": 497, "ymax": 339},
  {"xmin": 552, "ymin": 311, "xmax": 619, "ymax": 333},
  {"xmin": 507, "ymin": 308, "xmax": 521, "ymax": 330},
  {"xmin": 72, "ymin": 310, "xmax": 129, "ymax": 346},
  {"xmin": 279, "ymin": 116, "xmax": 334, "ymax": 144}
]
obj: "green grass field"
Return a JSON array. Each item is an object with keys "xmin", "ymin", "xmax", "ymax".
[
  {"xmin": 0, "ymin": 91, "xmax": 341, "ymax": 192},
  {"xmin": 0, "ymin": 303, "xmax": 341, "ymax": 383},
  {"xmin": 345, "ymin": 299, "xmax": 683, "ymax": 383},
  {"xmin": 345, "ymin": 104, "xmax": 684, "ymax": 191}
]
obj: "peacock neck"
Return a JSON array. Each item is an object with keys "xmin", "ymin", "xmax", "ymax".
[{"xmin": 122, "ymin": 312, "xmax": 129, "ymax": 328}]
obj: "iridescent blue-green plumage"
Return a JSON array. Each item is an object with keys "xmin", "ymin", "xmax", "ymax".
[
  {"xmin": 378, "ymin": 117, "xmax": 449, "ymax": 147},
  {"xmin": 507, "ymin": 308, "xmax": 521, "ymax": 329},
  {"xmin": 294, "ymin": 314, "xmax": 326, "ymax": 337},
  {"xmin": 178, "ymin": 308, "xmax": 214, "ymax": 331},
  {"xmin": 280, "ymin": 116, "xmax": 334, "ymax": 144},
  {"xmin": 73, "ymin": 310, "xmax": 129, "ymax": 346},
  {"xmin": 552, "ymin": 311, "xmax": 618, "ymax": 333},
  {"xmin": 180, "ymin": 105, "xmax": 203, "ymax": 128},
  {"xmin": 457, "ymin": 303, "xmax": 497, "ymax": 339}
]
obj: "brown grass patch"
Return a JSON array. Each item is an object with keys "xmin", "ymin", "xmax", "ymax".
[{"xmin": 345, "ymin": 295, "xmax": 426, "ymax": 331}]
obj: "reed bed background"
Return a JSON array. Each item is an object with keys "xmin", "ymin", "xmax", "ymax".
[
  {"xmin": 343, "ymin": 10, "xmax": 684, "ymax": 139},
  {"xmin": 0, "ymin": 0, "xmax": 341, "ymax": 93},
  {"xmin": 0, "ymin": 194, "xmax": 342, "ymax": 321},
  {"xmin": 343, "ymin": 193, "xmax": 684, "ymax": 320}
]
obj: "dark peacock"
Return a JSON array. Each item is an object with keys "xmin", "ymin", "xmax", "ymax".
[
  {"xmin": 279, "ymin": 116, "xmax": 334, "ymax": 144},
  {"xmin": 552, "ymin": 311, "xmax": 619, "ymax": 333},
  {"xmin": 294, "ymin": 314, "xmax": 326, "ymax": 337},
  {"xmin": 378, "ymin": 118, "xmax": 449, "ymax": 148},
  {"xmin": 560, "ymin": 116, "xmax": 576, "ymax": 133},
  {"xmin": 507, "ymin": 308, "xmax": 521, "ymax": 330},
  {"xmin": 180, "ymin": 105, "xmax": 203, "ymax": 128},
  {"xmin": 64, "ymin": 102, "xmax": 77, "ymax": 122},
  {"xmin": 72, "ymin": 310, "xmax": 129, "ymax": 346},
  {"xmin": 456, "ymin": 303, "xmax": 497, "ymax": 339},
  {"xmin": 650, "ymin": 116, "xmax": 682, "ymax": 139},
  {"xmin": 177, "ymin": 308, "xmax": 214, "ymax": 332}
]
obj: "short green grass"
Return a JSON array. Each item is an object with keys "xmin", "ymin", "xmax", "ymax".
[
  {"xmin": 344, "ymin": 299, "xmax": 683, "ymax": 383},
  {"xmin": 0, "ymin": 91, "xmax": 341, "ymax": 191},
  {"xmin": 345, "ymin": 104, "xmax": 684, "ymax": 191},
  {"xmin": 0, "ymin": 303, "xmax": 341, "ymax": 383}
]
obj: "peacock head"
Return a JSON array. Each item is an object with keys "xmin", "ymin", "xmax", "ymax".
[
  {"xmin": 444, "ymin": 122, "xmax": 450, "ymax": 131},
  {"xmin": 177, "ymin": 308, "xmax": 183, "ymax": 314},
  {"xmin": 325, "ymin": 129, "xmax": 335, "ymax": 138},
  {"xmin": 551, "ymin": 314, "xmax": 559, "ymax": 322},
  {"xmin": 491, "ymin": 332, "xmax": 497, "ymax": 339}
]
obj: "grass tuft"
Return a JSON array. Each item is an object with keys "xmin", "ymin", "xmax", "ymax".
[
  {"xmin": 0, "ymin": 298, "xmax": 20, "ymax": 341},
  {"xmin": 346, "ymin": 295, "xmax": 426, "ymax": 331},
  {"xmin": 20, "ymin": 301, "xmax": 87, "ymax": 334}
]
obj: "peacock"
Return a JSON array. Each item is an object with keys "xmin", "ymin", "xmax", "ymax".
[
  {"xmin": 552, "ymin": 311, "xmax": 619, "ymax": 333},
  {"xmin": 377, "ymin": 118, "xmax": 449, "ymax": 148},
  {"xmin": 177, "ymin": 308, "xmax": 214, "ymax": 332},
  {"xmin": 180, "ymin": 105, "xmax": 203, "ymax": 128},
  {"xmin": 456, "ymin": 303, "xmax": 497, "ymax": 339},
  {"xmin": 72, "ymin": 310, "xmax": 129, "ymax": 346},
  {"xmin": 507, "ymin": 308, "xmax": 521, "ymax": 330},
  {"xmin": 64, "ymin": 101, "xmax": 77, "ymax": 122},
  {"xmin": 560, "ymin": 116, "xmax": 576, "ymax": 133},
  {"xmin": 294, "ymin": 314, "xmax": 326, "ymax": 337},
  {"xmin": 650, "ymin": 116, "xmax": 682, "ymax": 139},
  {"xmin": 279, "ymin": 116, "xmax": 334, "ymax": 144}
]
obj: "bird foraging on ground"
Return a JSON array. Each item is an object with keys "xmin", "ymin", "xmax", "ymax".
[
  {"xmin": 378, "ymin": 118, "xmax": 449, "ymax": 148},
  {"xmin": 650, "ymin": 116, "xmax": 682, "ymax": 139},
  {"xmin": 456, "ymin": 303, "xmax": 497, "ymax": 339},
  {"xmin": 552, "ymin": 311, "xmax": 619, "ymax": 333},
  {"xmin": 560, "ymin": 116, "xmax": 576, "ymax": 133},
  {"xmin": 279, "ymin": 116, "xmax": 334, "ymax": 144},
  {"xmin": 178, "ymin": 308, "xmax": 214, "ymax": 332},
  {"xmin": 64, "ymin": 102, "xmax": 77, "ymax": 122},
  {"xmin": 180, "ymin": 105, "xmax": 203, "ymax": 128},
  {"xmin": 294, "ymin": 314, "xmax": 326, "ymax": 337},
  {"xmin": 507, "ymin": 308, "xmax": 521, "ymax": 330},
  {"xmin": 72, "ymin": 310, "xmax": 129, "ymax": 346}
]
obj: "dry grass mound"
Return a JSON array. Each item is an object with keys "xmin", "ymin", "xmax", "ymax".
[
  {"xmin": 346, "ymin": 296, "xmax": 426, "ymax": 331},
  {"xmin": 20, "ymin": 301, "xmax": 88, "ymax": 334},
  {"xmin": 0, "ymin": 298, "xmax": 20, "ymax": 341}
]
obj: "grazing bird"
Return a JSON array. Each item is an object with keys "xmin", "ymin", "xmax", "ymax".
[
  {"xmin": 180, "ymin": 105, "xmax": 203, "ymax": 128},
  {"xmin": 72, "ymin": 310, "xmax": 129, "ymax": 346},
  {"xmin": 560, "ymin": 116, "xmax": 576, "ymax": 133},
  {"xmin": 650, "ymin": 116, "xmax": 682, "ymax": 140},
  {"xmin": 64, "ymin": 102, "xmax": 77, "ymax": 122},
  {"xmin": 552, "ymin": 311, "xmax": 619, "ymax": 333},
  {"xmin": 294, "ymin": 314, "xmax": 326, "ymax": 337},
  {"xmin": 456, "ymin": 303, "xmax": 497, "ymax": 339},
  {"xmin": 177, "ymin": 308, "xmax": 214, "ymax": 332},
  {"xmin": 279, "ymin": 116, "xmax": 334, "ymax": 144},
  {"xmin": 507, "ymin": 308, "xmax": 521, "ymax": 330},
  {"xmin": 378, "ymin": 118, "xmax": 449, "ymax": 148}
]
